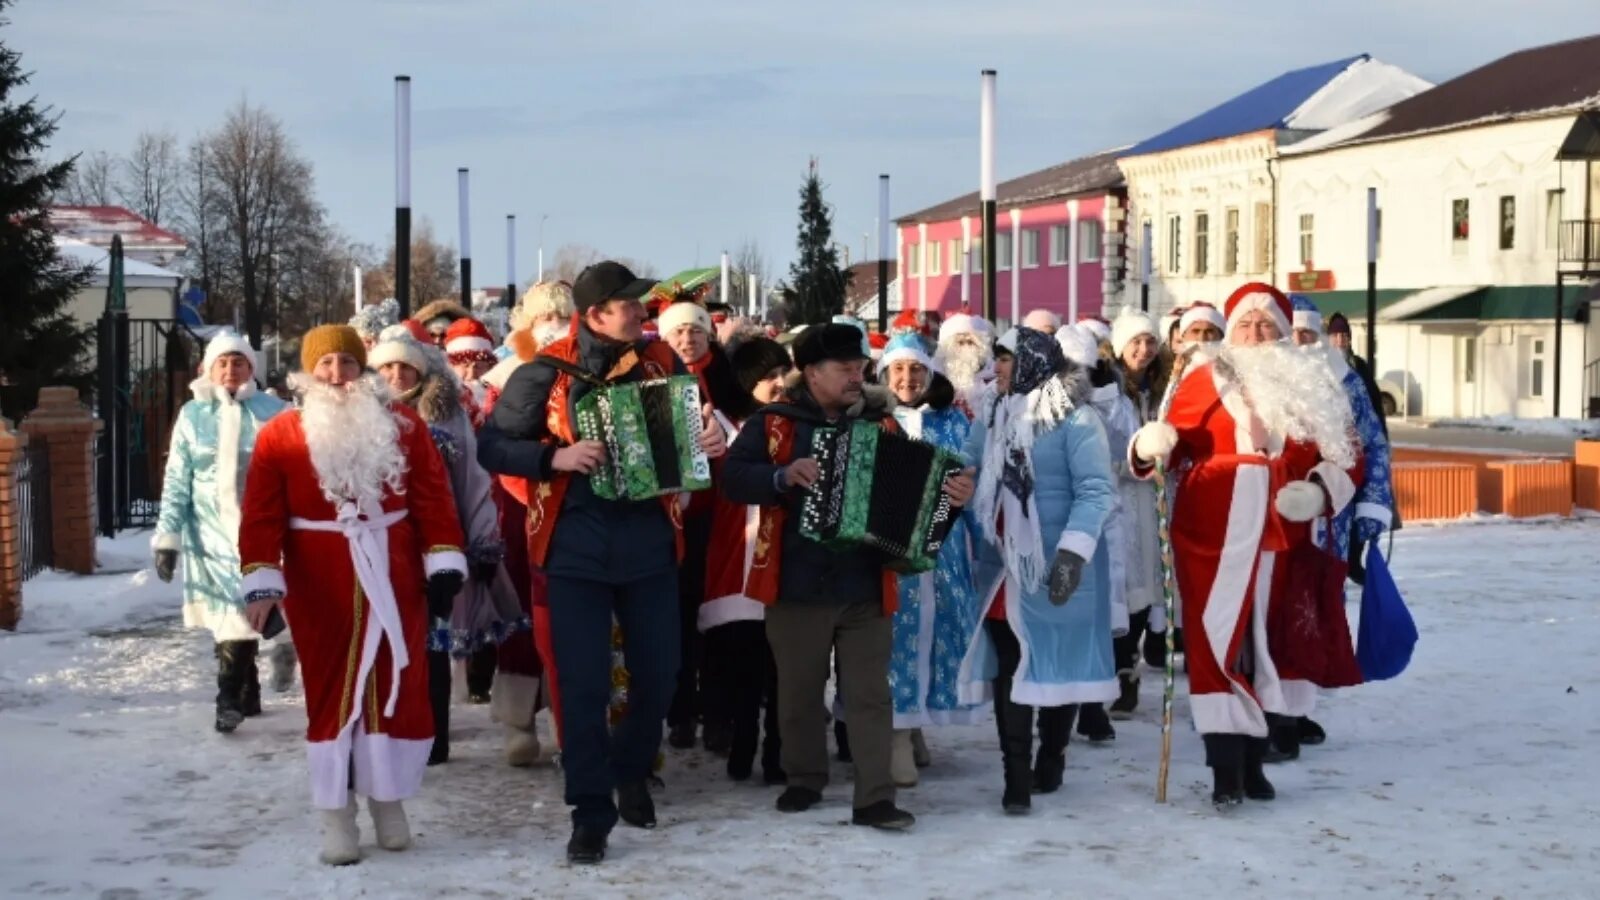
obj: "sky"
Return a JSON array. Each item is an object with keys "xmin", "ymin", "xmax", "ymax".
[{"xmin": 10, "ymin": 0, "xmax": 1600, "ymax": 290}]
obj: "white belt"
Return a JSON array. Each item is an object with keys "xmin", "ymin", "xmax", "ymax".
[{"xmin": 291, "ymin": 502, "xmax": 410, "ymax": 722}]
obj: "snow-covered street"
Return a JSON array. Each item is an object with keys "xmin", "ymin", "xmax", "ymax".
[{"xmin": 1, "ymin": 520, "xmax": 1596, "ymax": 899}]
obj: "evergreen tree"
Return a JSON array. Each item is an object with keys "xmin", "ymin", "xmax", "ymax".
[
  {"xmin": 785, "ymin": 158, "xmax": 853, "ymax": 325},
  {"xmin": 0, "ymin": 1, "xmax": 92, "ymax": 422}
]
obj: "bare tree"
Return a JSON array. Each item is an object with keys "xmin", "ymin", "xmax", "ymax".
[
  {"xmin": 174, "ymin": 138, "xmax": 223, "ymax": 321},
  {"xmin": 380, "ymin": 218, "xmax": 457, "ymax": 309},
  {"xmin": 732, "ymin": 238, "xmax": 770, "ymax": 289},
  {"xmin": 117, "ymin": 130, "xmax": 180, "ymax": 225},
  {"xmin": 548, "ymin": 242, "xmax": 603, "ymax": 284},
  {"xmin": 59, "ymin": 149, "xmax": 115, "ymax": 205}
]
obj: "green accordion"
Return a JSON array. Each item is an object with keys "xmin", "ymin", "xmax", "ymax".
[
  {"xmin": 574, "ymin": 376, "xmax": 713, "ymax": 500},
  {"xmin": 799, "ymin": 420, "xmax": 964, "ymax": 573}
]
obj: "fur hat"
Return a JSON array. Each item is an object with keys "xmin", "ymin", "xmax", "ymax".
[
  {"xmin": 1022, "ymin": 309, "xmax": 1062, "ymax": 333},
  {"xmin": 1055, "ymin": 324, "xmax": 1100, "ymax": 369},
  {"xmin": 413, "ymin": 299, "xmax": 472, "ymax": 336},
  {"xmin": 300, "ymin": 325, "xmax": 367, "ymax": 372},
  {"xmin": 1110, "ymin": 309, "xmax": 1158, "ymax": 358},
  {"xmin": 513, "ymin": 281, "xmax": 575, "ymax": 330},
  {"xmin": 201, "ymin": 330, "xmax": 256, "ymax": 375},
  {"xmin": 731, "ymin": 336, "xmax": 792, "ymax": 394},
  {"xmin": 444, "ymin": 317, "xmax": 497, "ymax": 363},
  {"xmin": 658, "ymin": 301, "xmax": 712, "ymax": 336},
  {"xmin": 794, "ymin": 323, "xmax": 870, "ymax": 369},
  {"xmin": 368, "ymin": 331, "xmax": 430, "ymax": 375},
  {"xmin": 1077, "ymin": 316, "xmax": 1111, "ymax": 344},
  {"xmin": 830, "ymin": 314, "xmax": 872, "ymax": 358}
]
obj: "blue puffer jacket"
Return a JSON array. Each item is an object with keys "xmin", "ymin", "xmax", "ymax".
[{"xmin": 957, "ymin": 376, "xmax": 1119, "ymax": 708}]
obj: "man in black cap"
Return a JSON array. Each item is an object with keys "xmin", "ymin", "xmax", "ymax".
[
  {"xmin": 478, "ymin": 260, "xmax": 726, "ymax": 864},
  {"xmin": 721, "ymin": 323, "xmax": 974, "ymax": 831},
  {"xmin": 1326, "ymin": 312, "xmax": 1389, "ymax": 435}
]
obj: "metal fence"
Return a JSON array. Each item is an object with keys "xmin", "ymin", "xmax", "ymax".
[
  {"xmin": 17, "ymin": 440, "xmax": 53, "ymax": 581},
  {"xmin": 97, "ymin": 316, "xmax": 202, "ymax": 534}
]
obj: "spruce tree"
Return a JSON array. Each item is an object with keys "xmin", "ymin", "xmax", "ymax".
[
  {"xmin": 0, "ymin": 0, "xmax": 92, "ymax": 422},
  {"xmin": 785, "ymin": 158, "xmax": 853, "ymax": 325}
]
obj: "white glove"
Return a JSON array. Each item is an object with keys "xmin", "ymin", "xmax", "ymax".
[
  {"xmin": 1274, "ymin": 480, "xmax": 1326, "ymax": 523},
  {"xmin": 1132, "ymin": 423, "xmax": 1179, "ymax": 467}
]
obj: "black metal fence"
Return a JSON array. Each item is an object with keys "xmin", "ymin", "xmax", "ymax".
[
  {"xmin": 97, "ymin": 316, "xmax": 203, "ymax": 535},
  {"xmin": 17, "ymin": 440, "xmax": 53, "ymax": 581}
]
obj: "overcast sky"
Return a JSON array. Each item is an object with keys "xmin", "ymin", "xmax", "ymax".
[{"xmin": 10, "ymin": 0, "xmax": 1599, "ymax": 286}]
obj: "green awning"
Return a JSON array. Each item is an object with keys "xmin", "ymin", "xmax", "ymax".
[
  {"xmin": 652, "ymin": 268, "xmax": 720, "ymax": 294},
  {"xmin": 1296, "ymin": 284, "xmax": 1590, "ymax": 323}
]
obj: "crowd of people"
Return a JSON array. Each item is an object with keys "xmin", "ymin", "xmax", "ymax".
[{"xmin": 153, "ymin": 260, "xmax": 1394, "ymax": 866}]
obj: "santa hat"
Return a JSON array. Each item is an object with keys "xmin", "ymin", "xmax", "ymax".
[
  {"xmin": 445, "ymin": 317, "xmax": 497, "ymax": 363},
  {"xmin": 938, "ymin": 313, "xmax": 993, "ymax": 345},
  {"xmin": 1076, "ymin": 316, "xmax": 1111, "ymax": 344},
  {"xmin": 1054, "ymin": 324, "xmax": 1099, "ymax": 369},
  {"xmin": 868, "ymin": 331, "xmax": 889, "ymax": 356},
  {"xmin": 201, "ymin": 330, "xmax": 256, "ymax": 375},
  {"xmin": 1224, "ymin": 282, "xmax": 1293, "ymax": 339},
  {"xmin": 1290, "ymin": 294, "xmax": 1323, "ymax": 334},
  {"xmin": 1178, "ymin": 302, "xmax": 1226, "ymax": 337},
  {"xmin": 879, "ymin": 332, "xmax": 933, "ymax": 371},
  {"xmin": 1110, "ymin": 309, "xmax": 1157, "ymax": 358},
  {"xmin": 367, "ymin": 330, "xmax": 430, "ymax": 375},
  {"xmin": 658, "ymin": 301, "xmax": 712, "ymax": 336},
  {"xmin": 889, "ymin": 307, "xmax": 921, "ymax": 336}
]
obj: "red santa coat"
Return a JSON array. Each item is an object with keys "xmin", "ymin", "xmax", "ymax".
[
  {"xmin": 699, "ymin": 411, "xmax": 765, "ymax": 631},
  {"xmin": 1135, "ymin": 359, "xmax": 1355, "ymax": 738},
  {"xmin": 238, "ymin": 403, "xmax": 466, "ymax": 809}
]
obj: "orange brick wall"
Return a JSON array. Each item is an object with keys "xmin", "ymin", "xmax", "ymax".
[
  {"xmin": 1576, "ymin": 441, "xmax": 1600, "ymax": 512},
  {"xmin": 1486, "ymin": 459, "xmax": 1574, "ymax": 518},
  {"xmin": 1393, "ymin": 462, "xmax": 1478, "ymax": 522}
]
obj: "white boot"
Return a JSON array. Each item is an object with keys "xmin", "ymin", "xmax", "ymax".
[
  {"xmin": 269, "ymin": 642, "xmax": 298, "ymax": 693},
  {"xmin": 505, "ymin": 722, "xmax": 542, "ymax": 768},
  {"xmin": 891, "ymin": 729, "xmax": 919, "ymax": 787},
  {"xmin": 319, "ymin": 795, "xmax": 360, "ymax": 866},
  {"xmin": 910, "ymin": 728, "xmax": 931, "ymax": 768},
  {"xmin": 368, "ymin": 798, "xmax": 412, "ymax": 851}
]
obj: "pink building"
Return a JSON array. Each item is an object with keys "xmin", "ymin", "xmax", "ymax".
[{"xmin": 895, "ymin": 148, "xmax": 1128, "ymax": 326}]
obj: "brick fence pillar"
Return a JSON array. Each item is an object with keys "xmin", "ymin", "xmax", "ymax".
[
  {"xmin": 19, "ymin": 387, "xmax": 103, "ymax": 576},
  {"xmin": 0, "ymin": 418, "xmax": 25, "ymax": 629}
]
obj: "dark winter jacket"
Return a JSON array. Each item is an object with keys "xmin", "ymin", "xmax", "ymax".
[
  {"xmin": 721, "ymin": 377, "xmax": 893, "ymax": 607},
  {"xmin": 478, "ymin": 325, "xmax": 688, "ymax": 583}
]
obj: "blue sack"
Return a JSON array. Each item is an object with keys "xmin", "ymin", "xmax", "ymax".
[{"xmin": 1356, "ymin": 542, "xmax": 1418, "ymax": 681}]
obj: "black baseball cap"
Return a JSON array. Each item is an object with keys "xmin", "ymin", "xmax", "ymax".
[
  {"xmin": 572, "ymin": 261, "xmax": 656, "ymax": 312},
  {"xmin": 792, "ymin": 323, "xmax": 870, "ymax": 369}
]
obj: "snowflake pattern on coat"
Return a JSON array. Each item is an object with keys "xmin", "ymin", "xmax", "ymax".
[{"xmin": 1318, "ymin": 365, "xmax": 1395, "ymax": 557}]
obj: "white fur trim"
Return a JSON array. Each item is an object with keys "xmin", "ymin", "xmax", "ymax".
[
  {"xmin": 368, "ymin": 337, "xmax": 429, "ymax": 375},
  {"xmin": 1196, "ymin": 464, "xmax": 1271, "ymax": 737},
  {"xmin": 1310, "ymin": 461, "xmax": 1357, "ymax": 518},
  {"xmin": 1278, "ymin": 679, "xmax": 1320, "ymax": 717},
  {"xmin": 697, "ymin": 595, "xmax": 767, "ymax": 631},
  {"xmin": 201, "ymin": 331, "xmax": 257, "ymax": 376},
  {"xmin": 152, "ymin": 531, "xmax": 182, "ymax": 552},
  {"xmin": 1111, "ymin": 310, "xmax": 1157, "ymax": 358},
  {"xmin": 444, "ymin": 334, "xmax": 494, "ymax": 355},
  {"xmin": 939, "ymin": 313, "xmax": 992, "ymax": 344},
  {"xmin": 1274, "ymin": 480, "xmax": 1325, "ymax": 523},
  {"xmin": 1179, "ymin": 304, "xmax": 1226, "ymax": 336},
  {"xmin": 307, "ymin": 731, "xmax": 432, "ymax": 809},
  {"xmin": 1054, "ymin": 324, "xmax": 1099, "ymax": 368},
  {"xmin": 1009, "ymin": 677, "xmax": 1119, "ymax": 707},
  {"xmin": 880, "ymin": 344, "xmax": 933, "ymax": 372},
  {"xmin": 1078, "ymin": 318, "xmax": 1111, "ymax": 343},
  {"xmin": 1055, "ymin": 529, "xmax": 1098, "ymax": 560},
  {"xmin": 1190, "ymin": 693, "xmax": 1270, "ymax": 737},
  {"xmin": 424, "ymin": 550, "xmax": 467, "ymax": 577},
  {"xmin": 215, "ymin": 389, "xmax": 243, "ymax": 548},
  {"xmin": 242, "ymin": 566, "xmax": 286, "ymax": 598},
  {"xmin": 658, "ymin": 302, "xmax": 711, "ymax": 335},
  {"xmin": 1356, "ymin": 501, "xmax": 1393, "ymax": 528},
  {"xmin": 1132, "ymin": 422, "xmax": 1178, "ymax": 467},
  {"xmin": 482, "ymin": 355, "xmax": 522, "ymax": 391}
]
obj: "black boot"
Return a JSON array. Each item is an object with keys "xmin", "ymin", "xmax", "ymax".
[
  {"xmin": 727, "ymin": 698, "xmax": 758, "ymax": 781},
  {"xmin": 851, "ymin": 800, "xmax": 915, "ymax": 830},
  {"xmin": 834, "ymin": 719, "xmax": 852, "ymax": 763},
  {"xmin": 235, "ymin": 641, "xmax": 262, "ymax": 717},
  {"xmin": 1076, "ymin": 702, "xmax": 1115, "ymax": 743},
  {"xmin": 993, "ymin": 673, "xmax": 1034, "ymax": 814},
  {"xmin": 1032, "ymin": 705, "xmax": 1076, "ymax": 795},
  {"xmin": 760, "ymin": 691, "xmax": 785, "ymax": 784},
  {"xmin": 466, "ymin": 645, "xmax": 496, "ymax": 704},
  {"xmin": 566, "ymin": 825, "xmax": 608, "ymax": 864},
  {"xmin": 1108, "ymin": 671, "xmax": 1140, "ymax": 719},
  {"xmin": 617, "ymin": 781, "xmax": 657, "ymax": 829},
  {"xmin": 1204, "ymin": 733, "xmax": 1246, "ymax": 809},
  {"xmin": 427, "ymin": 650, "xmax": 450, "ymax": 765},
  {"xmin": 667, "ymin": 721, "xmax": 697, "ymax": 750},
  {"xmin": 1263, "ymin": 713, "xmax": 1301, "ymax": 764},
  {"xmin": 1244, "ymin": 737, "xmax": 1277, "ymax": 801},
  {"xmin": 1298, "ymin": 717, "xmax": 1327, "ymax": 746},
  {"xmin": 704, "ymin": 719, "xmax": 734, "ymax": 756},
  {"xmin": 214, "ymin": 642, "xmax": 246, "ymax": 733}
]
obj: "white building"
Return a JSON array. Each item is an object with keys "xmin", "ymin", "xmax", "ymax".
[
  {"xmin": 1277, "ymin": 34, "xmax": 1600, "ymax": 419},
  {"xmin": 1113, "ymin": 55, "xmax": 1431, "ymax": 316}
]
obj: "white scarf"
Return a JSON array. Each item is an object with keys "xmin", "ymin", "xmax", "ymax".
[{"xmin": 971, "ymin": 376, "xmax": 1076, "ymax": 592}]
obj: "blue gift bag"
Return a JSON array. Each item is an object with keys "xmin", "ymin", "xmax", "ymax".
[{"xmin": 1356, "ymin": 542, "xmax": 1418, "ymax": 681}]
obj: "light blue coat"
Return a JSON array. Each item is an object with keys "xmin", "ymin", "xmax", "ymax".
[
  {"xmin": 958, "ymin": 387, "xmax": 1119, "ymax": 708},
  {"xmin": 154, "ymin": 378, "xmax": 287, "ymax": 641}
]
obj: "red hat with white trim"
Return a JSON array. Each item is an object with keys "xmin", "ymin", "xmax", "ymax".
[
  {"xmin": 1178, "ymin": 301, "xmax": 1226, "ymax": 337},
  {"xmin": 1224, "ymin": 282, "xmax": 1292, "ymax": 338},
  {"xmin": 444, "ymin": 317, "xmax": 497, "ymax": 364}
]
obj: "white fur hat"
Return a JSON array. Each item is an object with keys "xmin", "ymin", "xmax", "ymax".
[
  {"xmin": 201, "ymin": 331, "xmax": 256, "ymax": 375},
  {"xmin": 658, "ymin": 301, "xmax": 712, "ymax": 336},
  {"xmin": 1022, "ymin": 309, "xmax": 1061, "ymax": 333},
  {"xmin": 939, "ymin": 313, "xmax": 993, "ymax": 345},
  {"xmin": 1055, "ymin": 324, "xmax": 1100, "ymax": 369},
  {"xmin": 1077, "ymin": 317, "xmax": 1111, "ymax": 344},
  {"xmin": 367, "ymin": 332, "xmax": 429, "ymax": 375},
  {"xmin": 1110, "ymin": 309, "xmax": 1158, "ymax": 358}
]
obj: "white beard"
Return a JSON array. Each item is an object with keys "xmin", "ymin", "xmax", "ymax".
[
  {"xmin": 290, "ymin": 373, "xmax": 410, "ymax": 513},
  {"xmin": 936, "ymin": 340, "xmax": 992, "ymax": 393},
  {"xmin": 1219, "ymin": 342, "xmax": 1357, "ymax": 469},
  {"xmin": 533, "ymin": 320, "xmax": 566, "ymax": 350}
]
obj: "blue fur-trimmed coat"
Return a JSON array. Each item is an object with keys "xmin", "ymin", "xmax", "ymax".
[{"xmin": 1319, "ymin": 353, "xmax": 1395, "ymax": 557}]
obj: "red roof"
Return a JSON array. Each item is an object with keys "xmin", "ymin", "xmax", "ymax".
[{"xmin": 48, "ymin": 206, "xmax": 188, "ymax": 253}]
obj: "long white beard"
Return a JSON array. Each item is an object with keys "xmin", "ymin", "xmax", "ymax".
[
  {"xmin": 291, "ymin": 373, "xmax": 409, "ymax": 513},
  {"xmin": 936, "ymin": 341, "xmax": 991, "ymax": 392},
  {"xmin": 1219, "ymin": 342, "xmax": 1357, "ymax": 469}
]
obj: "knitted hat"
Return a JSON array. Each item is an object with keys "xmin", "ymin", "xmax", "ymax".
[
  {"xmin": 1224, "ymin": 282, "xmax": 1293, "ymax": 338},
  {"xmin": 658, "ymin": 301, "xmax": 712, "ymax": 336},
  {"xmin": 1178, "ymin": 302, "xmax": 1226, "ymax": 337},
  {"xmin": 1054, "ymin": 324, "xmax": 1099, "ymax": 369},
  {"xmin": 1022, "ymin": 309, "xmax": 1061, "ymax": 333},
  {"xmin": 300, "ymin": 324, "xmax": 367, "ymax": 372},
  {"xmin": 444, "ymin": 317, "xmax": 497, "ymax": 363},
  {"xmin": 730, "ymin": 336, "xmax": 792, "ymax": 393},
  {"xmin": 1110, "ymin": 309, "xmax": 1158, "ymax": 358},
  {"xmin": 201, "ymin": 330, "xmax": 256, "ymax": 375},
  {"xmin": 794, "ymin": 323, "xmax": 870, "ymax": 368},
  {"xmin": 367, "ymin": 331, "xmax": 430, "ymax": 375},
  {"xmin": 1326, "ymin": 312, "xmax": 1352, "ymax": 336},
  {"xmin": 1290, "ymin": 294, "xmax": 1323, "ymax": 334}
]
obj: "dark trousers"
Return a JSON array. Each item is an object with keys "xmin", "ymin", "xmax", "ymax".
[
  {"xmin": 427, "ymin": 649, "xmax": 451, "ymax": 764},
  {"xmin": 1113, "ymin": 608, "xmax": 1151, "ymax": 674},
  {"xmin": 988, "ymin": 619, "xmax": 1074, "ymax": 771},
  {"xmin": 668, "ymin": 515, "xmax": 711, "ymax": 729},
  {"xmin": 703, "ymin": 621, "xmax": 781, "ymax": 769},
  {"xmin": 767, "ymin": 600, "xmax": 893, "ymax": 809},
  {"xmin": 547, "ymin": 573, "xmax": 681, "ymax": 831}
]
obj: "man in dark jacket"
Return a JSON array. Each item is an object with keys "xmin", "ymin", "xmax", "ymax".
[
  {"xmin": 721, "ymin": 323, "xmax": 973, "ymax": 831},
  {"xmin": 477, "ymin": 261, "xmax": 726, "ymax": 864}
]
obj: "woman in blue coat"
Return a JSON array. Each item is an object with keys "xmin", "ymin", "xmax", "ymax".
[
  {"xmin": 959, "ymin": 327, "xmax": 1117, "ymax": 814},
  {"xmin": 153, "ymin": 332, "xmax": 288, "ymax": 733}
]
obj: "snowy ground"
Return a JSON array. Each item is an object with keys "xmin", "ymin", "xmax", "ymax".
[
  {"xmin": 1429, "ymin": 415, "xmax": 1600, "ymax": 440},
  {"xmin": 2, "ymin": 523, "xmax": 1597, "ymax": 899}
]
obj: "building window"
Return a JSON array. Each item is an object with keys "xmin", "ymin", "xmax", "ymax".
[
  {"xmin": 1021, "ymin": 229, "xmax": 1040, "ymax": 268},
  {"xmin": 1253, "ymin": 202, "xmax": 1271, "ymax": 273},
  {"xmin": 1452, "ymin": 198, "xmax": 1470, "ymax": 253},
  {"xmin": 996, "ymin": 232, "xmax": 1013, "ymax": 271},
  {"xmin": 948, "ymin": 238, "xmax": 962, "ymax": 274},
  {"xmin": 1499, "ymin": 196, "xmax": 1515, "ymax": 251},
  {"xmin": 1545, "ymin": 189, "xmax": 1562, "ymax": 250},
  {"xmin": 972, "ymin": 237, "xmax": 983, "ymax": 273},
  {"xmin": 906, "ymin": 242, "xmax": 919, "ymax": 276},
  {"xmin": 926, "ymin": 240, "xmax": 940, "ymax": 276},
  {"xmin": 1080, "ymin": 219, "xmax": 1103, "ymax": 262},
  {"xmin": 1049, "ymin": 224, "xmax": 1069, "ymax": 265},
  {"xmin": 1223, "ymin": 207, "xmax": 1240, "ymax": 275},
  {"xmin": 1194, "ymin": 212, "xmax": 1210, "ymax": 276},
  {"xmin": 1298, "ymin": 213, "xmax": 1315, "ymax": 265},
  {"xmin": 1461, "ymin": 336, "xmax": 1477, "ymax": 385},
  {"xmin": 1166, "ymin": 214, "xmax": 1181, "ymax": 274},
  {"xmin": 1531, "ymin": 338, "xmax": 1545, "ymax": 398}
]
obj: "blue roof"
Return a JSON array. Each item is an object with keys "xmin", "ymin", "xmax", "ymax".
[{"xmin": 1125, "ymin": 55, "xmax": 1366, "ymax": 157}]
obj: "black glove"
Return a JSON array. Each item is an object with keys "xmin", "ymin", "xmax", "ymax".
[
  {"xmin": 1047, "ymin": 549, "xmax": 1085, "ymax": 605},
  {"xmin": 471, "ymin": 561, "xmax": 498, "ymax": 585},
  {"xmin": 154, "ymin": 549, "xmax": 178, "ymax": 583},
  {"xmin": 426, "ymin": 571, "xmax": 465, "ymax": 620},
  {"xmin": 1346, "ymin": 538, "xmax": 1367, "ymax": 588},
  {"xmin": 1089, "ymin": 359, "xmax": 1115, "ymax": 388}
]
